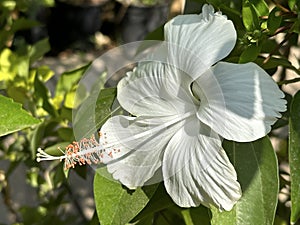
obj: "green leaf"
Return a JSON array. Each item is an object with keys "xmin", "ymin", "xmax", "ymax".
[
  {"xmin": 30, "ymin": 122, "xmax": 46, "ymax": 159},
  {"xmin": 94, "ymin": 169, "xmax": 158, "ymax": 225},
  {"xmin": 291, "ymin": 20, "xmax": 300, "ymax": 34},
  {"xmin": 239, "ymin": 44, "xmax": 261, "ymax": 63},
  {"xmin": 10, "ymin": 18, "xmax": 40, "ymax": 33},
  {"xmin": 211, "ymin": 137, "xmax": 278, "ymax": 225},
  {"xmin": 57, "ymin": 127, "xmax": 74, "ymax": 142},
  {"xmin": 267, "ymin": 7, "xmax": 282, "ymax": 34},
  {"xmin": 0, "ymin": 0, "xmax": 16, "ymax": 10},
  {"xmin": 289, "ymin": 91, "xmax": 300, "ymax": 224},
  {"xmin": 156, "ymin": 206, "xmax": 185, "ymax": 225},
  {"xmin": 242, "ymin": 0, "xmax": 260, "ymax": 31},
  {"xmin": 6, "ymin": 86, "xmax": 28, "ymax": 104},
  {"xmin": 43, "ymin": 142, "xmax": 71, "ymax": 156},
  {"xmin": 288, "ymin": 0, "xmax": 296, "ymax": 11},
  {"xmin": 55, "ymin": 63, "xmax": 91, "ymax": 98},
  {"xmin": 132, "ymin": 214, "xmax": 153, "ymax": 225},
  {"xmin": 251, "ymin": 0, "xmax": 269, "ymax": 17},
  {"xmin": 95, "ymin": 87, "xmax": 117, "ymax": 128},
  {"xmin": 55, "ymin": 63, "xmax": 90, "ymax": 108},
  {"xmin": 131, "ymin": 182, "xmax": 174, "ymax": 222},
  {"xmin": 144, "ymin": 25, "xmax": 164, "ymax": 41},
  {"xmin": 72, "ymin": 86, "xmax": 116, "ymax": 140},
  {"xmin": 213, "ymin": 4, "xmax": 243, "ymax": 29},
  {"xmin": 34, "ymin": 74, "xmax": 57, "ymax": 117},
  {"xmin": 36, "ymin": 65, "xmax": 54, "ymax": 82},
  {"xmin": 0, "ymin": 48, "xmax": 26, "ymax": 80},
  {"xmin": 28, "ymin": 38, "xmax": 50, "ymax": 63},
  {"xmin": 0, "ymin": 94, "xmax": 40, "ymax": 136}
]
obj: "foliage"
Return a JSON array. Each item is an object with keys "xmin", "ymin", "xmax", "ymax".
[{"xmin": 0, "ymin": 0, "xmax": 300, "ymax": 225}]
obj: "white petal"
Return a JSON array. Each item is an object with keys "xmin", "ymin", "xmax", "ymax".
[
  {"xmin": 163, "ymin": 117, "xmax": 241, "ymax": 210},
  {"xmin": 100, "ymin": 114, "xmax": 184, "ymax": 188},
  {"xmin": 195, "ymin": 62, "xmax": 286, "ymax": 142},
  {"xmin": 117, "ymin": 62, "xmax": 196, "ymax": 117},
  {"xmin": 164, "ymin": 4, "xmax": 236, "ymax": 80}
]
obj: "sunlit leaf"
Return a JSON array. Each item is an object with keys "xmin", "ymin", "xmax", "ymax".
[
  {"xmin": 250, "ymin": 0, "xmax": 269, "ymax": 16},
  {"xmin": 36, "ymin": 66, "xmax": 54, "ymax": 82},
  {"xmin": 0, "ymin": 0, "xmax": 16, "ymax": 10},
  {"xmin": 242, "ymin": 0, "xmax": 259, "ymax": 31},
  {"xmin": 94, "ymin": 169, "xmax": 158, "ymax": 225},
  {"xmin": 289, "ymin": 90, "xmax": 300, "ymax": 224},
  {"xmin": 55, "ymin": 63, "xmax": 90, "ymax": 97},
  {"xmin": 288, "ymin": 0, "xmax": 296, "ymax": 11},
  {"xmin": 16, "ymin": 55, "xmax": 30, "ymax": 77},
  {"xmin": 0, "ymin": 48, "xmax": 18, "ymax": 80},
  {"xmin": 55, "ymin": 63, "xmax": 90, "ymax": 108},
  {"xmin": 0, "ymin": 94, "xmax": 40, "ymax": 136},
  {"xmin": 211, "ymin": 137, "xmax": 278, "ymax": 225}
]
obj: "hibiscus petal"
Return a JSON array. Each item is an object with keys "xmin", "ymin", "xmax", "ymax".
[
  {"xmin": 100, "ymin": 114, "xmax": 186, "ymax": 188},
  {"xmin": 117, "ymin": 62, "xmax": 196, "ymax": 117},
  {"xmin": 163, "ymin": 117, "xmax": 241, "ymax": 210},
  {"xmin": 164, "ymin": 4, "xmax": 236, "ymax": 79},
  {"xmin": 195, "ymin": 62, "xmax": 286, "ymax": 142}
]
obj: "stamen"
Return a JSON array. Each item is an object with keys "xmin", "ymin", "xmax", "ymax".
[
  {"xmin": 36, "ymin": 111, "xmax": 194, "ymax": 170},
  {"xmin": 36, "ymin": 135, "xmax": 109, "ymax": 170}
]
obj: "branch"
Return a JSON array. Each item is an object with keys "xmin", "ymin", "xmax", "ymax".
[{"xmin": 278, "ymin": 77, "xmax": 300, "ymax": 85}]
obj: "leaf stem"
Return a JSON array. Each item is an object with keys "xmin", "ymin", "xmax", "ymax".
[{"xmin": 181, "ymin": 209, "xmax": 194, "ymax": 225}]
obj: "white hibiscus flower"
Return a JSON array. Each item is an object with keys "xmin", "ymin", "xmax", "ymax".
[{"xmin": 37, "ymin": 4, "xmax": 286, "ymax": 211}]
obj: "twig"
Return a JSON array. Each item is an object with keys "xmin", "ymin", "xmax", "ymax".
[
  {"xmin": 63, "ymin": 181, "xmax": 88, "ymax": 224},
  {"xmin": 263, "ymin": 32, "xmax": 294, "ymax": 64},
  {"xmin": 270, "ymin": 0, "xmax": 290, "ymax": 13},
  {"xmin": 273, "ymin": 25, "xmax": 292, "ymax": 36},
  {"xmin": 278, "ymin": 77, "xmax": 300, "ymax": 85},
  {"xmin": 1, "ymin": 179, "xmax": 22, "ymax": 222}
]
